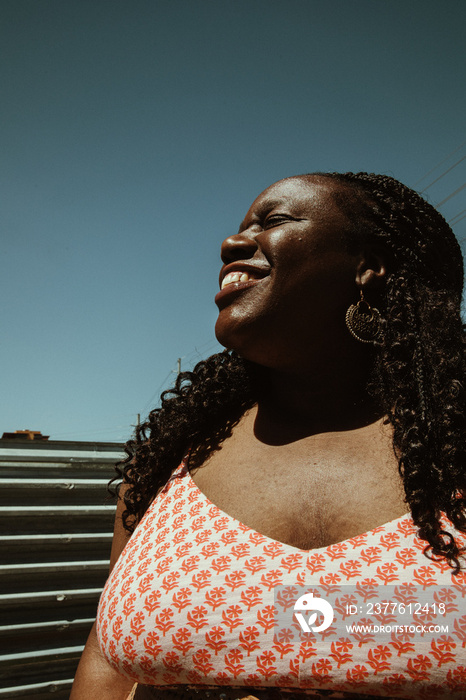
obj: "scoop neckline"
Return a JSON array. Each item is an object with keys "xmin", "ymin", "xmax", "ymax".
[{"xmin": 181, "ymin": 463, "xmax": 412, "ymax": 556}]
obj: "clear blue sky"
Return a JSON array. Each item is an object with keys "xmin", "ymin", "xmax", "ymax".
[{"xmin": 1, "ymin": 0, "xmax": 465, "ymax": 442}]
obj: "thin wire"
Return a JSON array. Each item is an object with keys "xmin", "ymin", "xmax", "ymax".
[
  {"xmin": 51, "ymin": 417, "xmax": 137, "ymax": 438},
  {"xmin": 420, "ymin": 156, "xmax": 466, "ymax": 193},
  {"xmin": 451, "ymin": 213, "xmax": 466, "ymax": 226},
  {"xmin": 413, "ymin": 140, "xmax": 466, "ymax": 187},
  {"xmin": 435, "ymin": 183, "xmax": 466, "ymax": 208},
  {"xmin": 140, "ymin": 367, "xmax": 176, "ymax": 417},
  {"xmin": 184, "ymin": 340, "xmax": 220, "ymax": 367},
  {"xmin": 139, "ymin": 338, "xmax": 221, "ymax": 418},
  {"xmin": 50, "ymin": 425, "xmax": 132, "ymax": 439},
  {"xmin": 448, "ymin": 209, "xmax": 466, "ymax": 224},
  {"xmin": 50, "ymin": 341, "xmax": 222, "ymax": 441}
]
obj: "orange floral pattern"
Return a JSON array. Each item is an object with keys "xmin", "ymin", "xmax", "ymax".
[{"xmin": 97, "ymin": 461, "xmax": 466, "ymax": 698}]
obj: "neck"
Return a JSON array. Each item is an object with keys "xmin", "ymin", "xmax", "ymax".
[{"xmin": 249, "ymin": 356, "xmax": 382, "ymax": 445}]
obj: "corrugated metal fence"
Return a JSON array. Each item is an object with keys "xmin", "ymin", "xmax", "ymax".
[{"xmin": 0, "ymin": 439, "xmax": 123, "ymax": 699}]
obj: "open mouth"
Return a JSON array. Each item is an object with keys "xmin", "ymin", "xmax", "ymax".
[
  {"xmin": 221, "ymin": 271, "xmax": 262, "ymax": 289},
  {"xmin": 215, "ymin": 268, "xmax": 270, "ymax": 307}
]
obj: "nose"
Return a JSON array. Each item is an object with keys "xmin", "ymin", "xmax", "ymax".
[{"xmin": 220, "ymin": 228, "xmax": 260, "ymax": 264}]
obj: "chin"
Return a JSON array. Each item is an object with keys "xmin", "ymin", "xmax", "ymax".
[
  {"xmin": 214, "ymin": 311, "xmax": 255, "ymax": 353},
  {"xmin": 214, "ymin": 321, "xmax": 238, "ymax": 353},
  {"xmin": 214, "ymin": 328, "xmax": 271, "ymax": 372},
  {"xmin": 214, "ymin": 307, "xmax": 283, "ymax": 367}
]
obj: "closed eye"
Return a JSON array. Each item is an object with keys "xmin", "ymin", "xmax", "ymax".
[{"xmin": 263, "ymin": 214, "xmax": 295, "ymax": 229}]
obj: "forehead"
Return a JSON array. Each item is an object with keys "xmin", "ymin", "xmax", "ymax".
[{"xmin": 245, "ymin": 176, "xmax": 350, "ymax": 223}]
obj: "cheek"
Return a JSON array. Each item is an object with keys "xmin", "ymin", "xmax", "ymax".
[
  {"xmin": 292, "ymin": 250, "xmax": 358, "ymax": 296},
  {"xmin": 214, "ymin": 251, "xmax": 357, "ymax": 356}
]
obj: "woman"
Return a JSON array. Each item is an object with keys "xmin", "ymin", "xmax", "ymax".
[{"xmin": 72, "ymin": 172, "xmax": 466, "ymax": 699}]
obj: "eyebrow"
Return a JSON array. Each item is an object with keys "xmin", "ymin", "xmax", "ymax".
[{"xmin": 237, "ymin": 198, "xmax": 290, "ymax": 233}]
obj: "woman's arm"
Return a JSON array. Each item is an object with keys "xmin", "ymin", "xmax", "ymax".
[
  {"xmin": 70, "ymin": 486, "xmax": 135, "ymax": 700},
  {"xmin": 70, "ymin": 621, "xmax": 134, "ymax": 699}
]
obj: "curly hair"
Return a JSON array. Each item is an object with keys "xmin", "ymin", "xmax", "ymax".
[{"xmin": 116, "ymin": 172, "xmax": 466, "ymax": 572}]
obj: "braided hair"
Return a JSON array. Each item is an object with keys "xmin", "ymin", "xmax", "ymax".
[
  {"xmin": 117, "ymin": 172, "xmax": 466, "ymax": 572},
  {"xmin": 323, "ymin": 172, "xmax": 466, "ymax": 572}
]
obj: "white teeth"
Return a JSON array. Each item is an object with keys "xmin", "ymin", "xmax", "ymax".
[{"xmin": 221, "ymin": 271, "xmax": 251, "ymax": 289}]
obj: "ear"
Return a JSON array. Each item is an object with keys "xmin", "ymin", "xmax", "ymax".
[{"xmin": 355, "ymin": 248, "xmax": 388, "ymax": 291}]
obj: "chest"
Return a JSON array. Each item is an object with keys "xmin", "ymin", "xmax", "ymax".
[{"xmin": 190, "ymin": 433, "xmax": 406, "ymax": 550}]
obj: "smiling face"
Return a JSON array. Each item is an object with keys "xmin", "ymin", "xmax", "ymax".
[{"xmin": 215, "ymin": 176, "xmax": 367, "ymax": 372}]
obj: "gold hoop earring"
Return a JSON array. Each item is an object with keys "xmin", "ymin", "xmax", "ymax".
[{"xmin": 345, "ymin": 290, "xmax": 383, "ymax": 344}]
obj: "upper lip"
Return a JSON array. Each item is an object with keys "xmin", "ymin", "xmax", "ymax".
[{"xmin": 219, "ymin": 261, "xmax": 271, "ymax": 288}]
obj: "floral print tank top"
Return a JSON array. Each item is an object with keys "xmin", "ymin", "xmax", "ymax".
[{"xmin": 97, "ymin": 460, "xmax": 466, "ymax": 698}]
